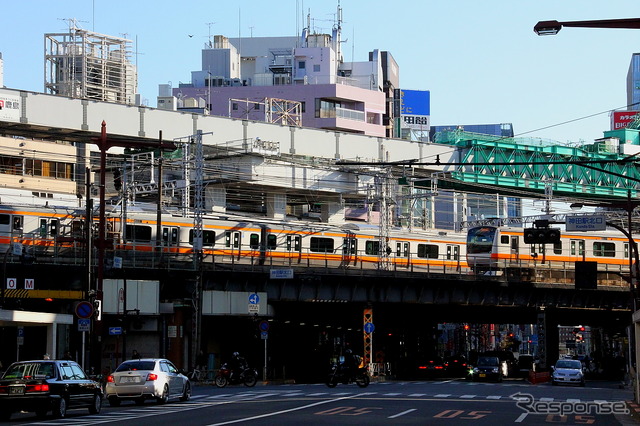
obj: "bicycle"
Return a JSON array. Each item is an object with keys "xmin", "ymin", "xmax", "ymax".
[{"xmin": 188, "ymin": 368, "xmax": 203, "ymax": 382}]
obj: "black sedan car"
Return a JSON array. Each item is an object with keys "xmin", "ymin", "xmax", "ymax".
[
  {"xmin": 470, "ymin": 356, "xmax": 503, "ymax": 382},
  {"xmin": 0, "ymin": 359, "xmax": 102, "ymax": 420}
]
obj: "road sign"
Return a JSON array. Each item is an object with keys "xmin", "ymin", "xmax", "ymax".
[
  {"xmin": 566, "ymin": 214, "xmax": 606, "ymax": 232},
  {"xmin": 249, "ymin": 304, "xmax": 259, "ymax": 313},
  {"xmin": 17, "ymin": 326, "xmax": 24, "ymax": 345},
  {"xmin": 109, "ymin": 327, "xmax": 122, "ymax": 336},
  {"xmin": 78, "ymin": 318, "xmax": 91, "ymax": 332},
  {"xmin": 261, "ymin": 331, "xmax": 268, "ymax": 340},
  {"xmin": 364, "ymin": 322, "xmax": 375, "ymax": 334},
  {"xmin": 24, "ymin": 278, "xmax": 34, "ymax": 290},
  {"xmin": 249, "ymin": 293, "xmax": 260, "ymax": 304},
  {"xmin": 75, "ymin": 301, "xmax": 94, "ymax": 319},
  {"xmin": 259, "ymin": 320, "xmax": 270, "ymax": 332}
]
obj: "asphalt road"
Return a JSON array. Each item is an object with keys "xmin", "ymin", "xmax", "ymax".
[{"xmin": 4, "ymin": 378, "xmax": 637, "ymax": 425}]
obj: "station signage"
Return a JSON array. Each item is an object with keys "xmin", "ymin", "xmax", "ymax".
[{"xmin": 566, "ymin": 214, "xmax": 606, "ymax": 232}]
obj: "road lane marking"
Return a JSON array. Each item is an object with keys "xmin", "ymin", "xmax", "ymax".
[
  {"xmin": 460, "ymin": 395, "xmax": 476, "ymax": 398},
  {"xmin": 408, "ymin": 393, "xmax": 426, "ymax": 397},
  {"xmin": 486, "ymin": 396, "xmax": 502, "ymax": 399},
  {"xmin": 205, "ymin": 393, "xmax": 374, "ymax": 426},
  {"xmin": 388, "ymin": 408, "xmax": 417, "ymax": 419},
  {"xmin": 434, "ymin": 394, "xmax": 451, "ymax": 397},
  {"xmin": 515, "ymin": 412, "xmax": 528, "ymax": 423}
]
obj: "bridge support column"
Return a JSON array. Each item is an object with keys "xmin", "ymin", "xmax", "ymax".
[
  {"xmin": 266, "ymin": 192, "xmax": 287, "ymax": 220},
  {"xmin": 536, "ymin": 308, "xmax": 559, "ymax": 370},
  {"xmin": 321, "ymin": 199, "xmax": 345, "ymax": 224},
  {"xmin": 205, "ymin": 187, "xmax": 226, "ymax": 213}
]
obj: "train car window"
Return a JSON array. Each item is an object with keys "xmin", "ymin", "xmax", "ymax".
[
  {"xmin": 466, "ymin": 226, "xmax": 495, "ymax": 254},
  {"xmin": 344, "ymin": 237, "xmax": 357, "ymax": 255},
  {"xmin": 0, "ymin": 214, "xmax": 9, "ymax": 226},
  {"xmin": 71, "ymin": 220, "xmax": 83, "ymax": 237},
  {"xmin": 417, "ymin": 244, "xmax": 439, "ymax": 259},
  {"xmin": 625, "ymin": 242, "xmax": 630, "ymax": 259},
  {"xmin": 225, "ymin": 231, "xmax": 240, "ymax": 248},
  {"xmin": 163, "ymin": 227, "xmax": 179, "ymax": 244},
  {"xmin": 50, "ymin": 219, "xmax": 58, "ymax": 236},
  {"xmin": 446, "ymin": 245, "xmax": 459, "ymax": 260},
  {"xmin": 267, "ymin": 234, "xmax": 277, "ymax": 250},
  {"xmin": 570, "ymin": 240, "xmax": 585, "ymax": 256},
  {"xmin": 189, "ymin": 230, "xmax": 215, "ymax": 246},
  {"xmin": 286, "ymin": 235, "xmax": 301, "ymax": 251},
  {"xmin": 366, "ymin": 240, "xmax": 380, "ymax": 255},
  {"xmin": 395, "ymin": 242, "xmax": 409, "ymax": 257},
  {"xmin": 39, "ymin": 219, "xmax": 47, "ymax": 237},
  {"xmin": 310, "ymin": 237, "xmax": 334, "ymax": 253},
  {"xmin": 250, "ymin": 233, "xmax": 260, "ymax": 249},
  {"xmin": 12, "ymin": 215, "xmax": 23, "ymax": 230},
  {"xmin": 510, "ymin": 237, "xmax": 518, "ymax": 252},
  {"xmin": 553, "ymin": 241, "xmax": 562, "ymax": 255},
  {"xmin": 593, "ymin": 241, "xmax": 616, "ymax": 257},
  {"xmin": 500, "ymin": 235, "xmax": 509, "ymax": 244},
  {"xmin": 125, "ymin": 224, "xmax": 152, "ymax": 242}
]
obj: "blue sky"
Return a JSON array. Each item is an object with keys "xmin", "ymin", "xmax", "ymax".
[{"xmin": 1, "ymin": 0, "xmax": 639, "ymax": 144}]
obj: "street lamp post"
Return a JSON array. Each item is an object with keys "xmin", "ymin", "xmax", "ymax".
[
  {"xmin": 534, "ymin": 18, "xmax": 640, "ymax": 35},
  {"xmin": 535, "ymin": 15, "xmax": 640, "ymax": 401}
]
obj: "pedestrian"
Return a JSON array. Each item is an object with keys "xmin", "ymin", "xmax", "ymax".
[
  {"xmin": 132, "ymin": 349, "xmax": 141, "ymax": 360},
  {"xmin": 43, "ymin": 353, "xmax": 50, "ymax": 360}
]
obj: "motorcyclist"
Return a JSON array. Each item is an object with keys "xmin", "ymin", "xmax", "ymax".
[
  {"xmin": 342, "ymin": 349, "xmax": 358, "ymax": 379},
  {"xmin": 229, "ymin": 352, "xmax": 247, "ymax": 381}
]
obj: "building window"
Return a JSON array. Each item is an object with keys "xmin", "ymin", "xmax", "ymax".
[
  {"xmin": 298, "ymin": 61, "xmax": 306, "ymax": 69},
  {"xmin": 313, "ymin": 64, "xmax": 320, "ymax": 72},
  {"xmin": 232, "ymin": 103, "xmax": 238, "ymax": 111}
]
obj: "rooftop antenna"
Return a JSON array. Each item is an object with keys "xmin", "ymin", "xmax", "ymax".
[
  {"xmin": 205, "ymin": 22, "xmax": 215, "ymax": 47},
  {"xmin": 60, "ymin": 17, "xmax": 88, "ymax": 32}
]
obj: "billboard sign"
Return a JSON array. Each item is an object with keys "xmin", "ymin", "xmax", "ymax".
[
  {"xmin": 394, "ymin": 89, "xmax": 430, "ymax": 131},
  {"xmin": 611, "ymin": 111, "xmax": 639, "ymax": 130},
  {"xmin": 0, "ymin": 94, "xmax": 20, "ymax": 121}
]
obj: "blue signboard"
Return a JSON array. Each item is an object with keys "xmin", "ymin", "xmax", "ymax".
[
  {"xmin": 249, "ymin": 293, "xmax": 260, "ymax": 304},
  {"xmin": 78, "ymin": 318, "xmax": 91, "ymax": 332},
  {"xmin": 399, "ymin": 89, "xmax": 430, "ymax": 116},
  {"xmin": 363, "ymin": 323, "xmax": 375, "ymax": 334},
  {"xmin": 109, "ymin": 327, "xmax": 122, "ymax": 336}
]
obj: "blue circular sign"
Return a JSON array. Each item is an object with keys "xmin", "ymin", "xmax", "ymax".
[
  {"xmin": 75, "ymin": 301, "xmax": 94, "ymax": 319},
  {"xmin": 249, "ymin": 293, "xmax": 260, "ymax": 304},
  {"xmin": 364, "ymin": 322, "xmax": 375, "ymax": 334},
  {"xmin": 259, "ymin": 320, "xmax": 270, "ymax": 332}
]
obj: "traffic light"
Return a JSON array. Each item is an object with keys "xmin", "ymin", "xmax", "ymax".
[
  {"xmin": 523, "ymin": 227, "xmax": 561, "ymax": 244},
  {"xmin": 93, "ymin": 300, "xmax": 102, "ymax": 321}
]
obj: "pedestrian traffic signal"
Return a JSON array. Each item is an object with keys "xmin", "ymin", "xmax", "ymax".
[{"xmin": 523, "ymin": 227, "xmax": 561, "ymax": 244}]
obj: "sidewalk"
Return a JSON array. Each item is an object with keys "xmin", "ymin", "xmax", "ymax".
[{"xmin": 627, "ymin": 401, "xmax": 640, "ymax": 424}]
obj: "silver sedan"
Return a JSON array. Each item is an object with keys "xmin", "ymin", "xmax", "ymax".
[{"xmin": 105, "ymin": 358, "xmax": 191, "ymax": 406}]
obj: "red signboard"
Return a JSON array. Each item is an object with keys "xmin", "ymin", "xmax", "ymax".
[{"xmin": 611, "ymin": 111, "xmax": 640, "ymax": 130}]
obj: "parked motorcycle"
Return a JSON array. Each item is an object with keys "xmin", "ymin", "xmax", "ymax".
[
  {"xmin": 214, "ymin": 363, "xmax": 258, "ymax": 388},
  {"xmin": 326, "ymin": 362, "xmax": 370, "ymax": 388}
]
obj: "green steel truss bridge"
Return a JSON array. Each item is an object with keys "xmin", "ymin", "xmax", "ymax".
[{"xmin": 433, "ymin": 127, "xmax": 640, "ymax": 201}]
